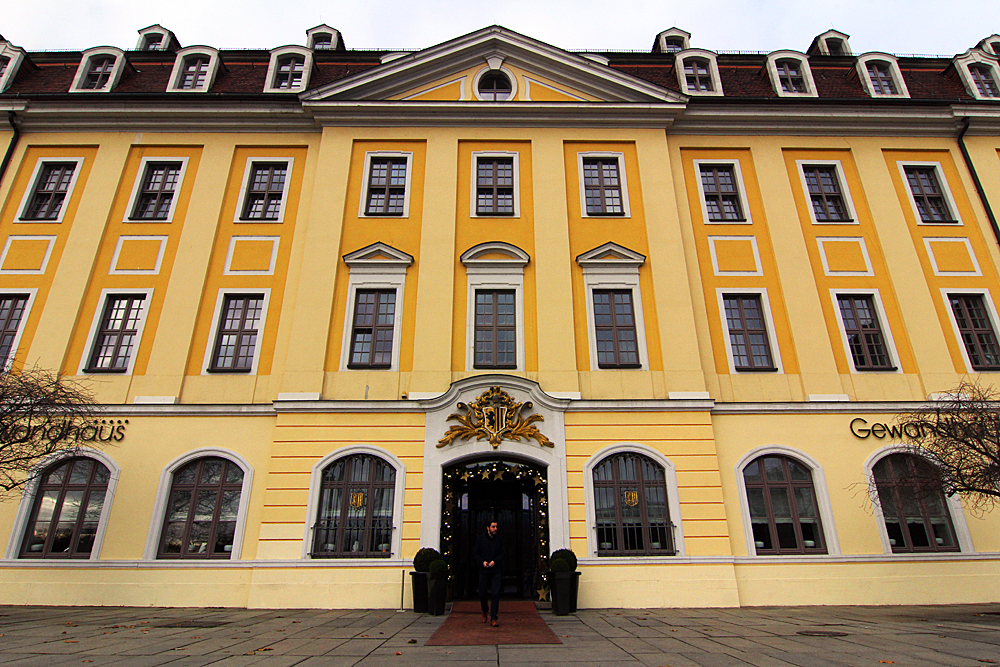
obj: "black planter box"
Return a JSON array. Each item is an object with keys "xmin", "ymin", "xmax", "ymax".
[
  {"xmin": 409, "ymin": 571, "xmax": 428, "ymax": 613},
  {"xmin": 427, "ymin": 572, "xmax": 447, "ymax": 616},
  {"xmin": 548, "ymin": 571, "xmax": 581, "ymax": 616}
]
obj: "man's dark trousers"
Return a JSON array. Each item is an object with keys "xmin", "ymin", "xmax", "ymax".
[{"xmin": 479, "ymin": 566, "xmax": 501, "ymax": 621}]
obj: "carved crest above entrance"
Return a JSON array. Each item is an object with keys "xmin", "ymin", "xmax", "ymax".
[{"xmin": 438, "ymin": 386, "xmax": 553, "ymax": 449}]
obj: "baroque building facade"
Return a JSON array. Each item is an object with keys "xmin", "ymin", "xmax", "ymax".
[{"xmin": 0, "ymin": 24, "xmax": 999, "ymax": 608}]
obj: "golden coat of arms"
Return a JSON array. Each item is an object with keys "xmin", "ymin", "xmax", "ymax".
[{"xmin": 438, "ymin": 386, "xmax": 553, "ymax": 449}]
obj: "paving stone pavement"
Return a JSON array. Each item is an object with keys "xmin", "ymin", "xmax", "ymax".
[{"xmin": 1, "ymin": 603, "xmax": 999, "ymax": 667}]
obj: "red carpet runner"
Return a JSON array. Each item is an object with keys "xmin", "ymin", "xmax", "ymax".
[{"xmin": 425, "ymin": 600, "xmax": 563, "ymax": 645}]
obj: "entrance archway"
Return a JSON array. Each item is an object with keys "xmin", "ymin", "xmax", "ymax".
[{"xmin": 441, "ymin": 459, "xmax": 549, "ymax": 599}]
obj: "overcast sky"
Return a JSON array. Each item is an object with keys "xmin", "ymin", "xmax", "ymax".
[{"xmin": 5, "ymin": 0, "xmax": 998, "ymax": 56}]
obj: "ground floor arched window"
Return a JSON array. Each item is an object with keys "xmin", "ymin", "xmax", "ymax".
[
  {"xmin": 158, "ymin": 456, "xmax": 244, "ymax": 559},
  {"xmin": 873, "ymin": 453, "xmax": 959, "ymax": 553},
  {"xmin": 312, "ymin": 454, "xmax": 395, "ymax": 558},
  {"xmin": 742, "ymin": 454, "xmax": 826, "ymax": 554},
  {"xmin": 592, "ymin": 452, "xmax": 673, "ymax": 556},
  {"xmin": 20, "ymin": 457, "xmax": 110, "ymax": 558}
]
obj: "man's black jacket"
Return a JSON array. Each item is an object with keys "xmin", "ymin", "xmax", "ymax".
[{"xmin": 473, "ymin": 531, "xmax": 505, "ymax": 570}]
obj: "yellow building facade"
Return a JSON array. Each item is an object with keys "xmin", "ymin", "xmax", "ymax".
[{"xmin": 0, "ymin": 25, "xmax": 999, "ymax": 608}]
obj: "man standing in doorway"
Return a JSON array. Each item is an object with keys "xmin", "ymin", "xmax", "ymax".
[{"xmin": 473, "ymin": 520, "xmax": 504, "ymax": 627}]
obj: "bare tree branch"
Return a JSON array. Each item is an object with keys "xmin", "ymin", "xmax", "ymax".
[
  {"xmin": 0, "ymin": 365, "xmax": 100, "ymax": 499},
  {"xmin": 895, "ymin": 380, "xmax": 1000, "ymax": 512}
]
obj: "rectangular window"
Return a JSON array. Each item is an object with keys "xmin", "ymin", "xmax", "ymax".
[
  {"xmin": 365, "ymin": 158, "xmax": 407, "ymax": 216},
  {"xmin": 582, "ymin": 158, "xmax": 624, "ymax": 215},
  {"xmin": 130, "ymin": 162, "xmax": 182, "ymax": 220},
  {"xmin": 83, "ymin": 56, "xmax": 115, "ymax": 89},
  {"xmin": 949, "ymin": 294, "xmax": 1000, "ymax": 370},
  {"xmin": 22, "ymin": 163, "xmax": 77, "ymax": 220},
  {"xmin": 723, "ymin": 295, "xmax": 776, "ymax": 371},
  {"xmin": 867, "ymin": 61, "xmax": 897, "ymax": 95},
  {"xmin": 593, "ymin": 289, "xmax": 640, "ymax": 368},
  {"xmin": 209, "ymin": 295, "xmax": 264, "ymax": 372},
  {"xmin": 181, "ymin": 57, "xmax": 209, "ymax": 89},
  {"xmin": 837, "ymin": 295, "xmax": 894, "ymax": 370},
  {"xmin": 802, "ymin": 165, "xmax": 851, "ymax": 222},
  {"xmin": 476, "ymin": 158, "xmax": 514, "ymax": 216},
  {"xmin": 85, "ymin": 295, "xmax": 145, "ymax": 372},
  {"xmin": 904, "ymin": 166, "xmax": 956, "ymax": 223},
  {"xmin": 348, "ymin": 290, "xmax": 396, "ymax": 368},
  {"xmin": 240, "ymin": 162, "xmax": 288, "ymax": 221},
  {"xmin": 684, "ymin": 58, "xmax": 713, "ymax": 92},
  {"xmin": 776, "ymin": 60, "xmax": 805, "ymax": 93},
  {"xmin": 970, "ymin": 65, "xmax": 999, "ymax": 97},
  {"xmin": 274, "ymin": 56, "xmax": 304, "ymax": 89},
  {"xmin": 474, "ymin": 290, "xmax": 516, "ymax": 368},
  {"xmin": 0, "ymin": 295, "xmax": 29, "ymax": 367},
  {"xmin": 699, "ymin": 164, "xmax": 746, "ymax": 222}
]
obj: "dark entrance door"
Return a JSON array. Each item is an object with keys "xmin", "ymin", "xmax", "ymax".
[{"xmin": 441, "ymin": 459, "xmax": 548, "ymax": 600}]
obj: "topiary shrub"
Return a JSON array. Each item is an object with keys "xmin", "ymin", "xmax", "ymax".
[
  {"xmin": 414, "ymin": 547, "xmax": 443, "ymax": 572},
  {"xmin": 428, "ymin": 558, "xmax": 449, "ymax": 575},
  {"xmin": 550, "ymin": 548, "xmax": 577, "ymax": 571},
  {"xmin": 549, "ymin": 558, "xmax": 572, "ymax": 573}
]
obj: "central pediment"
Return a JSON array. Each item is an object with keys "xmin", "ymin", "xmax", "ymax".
[{"xmin": 302, "ymin": 26, "xmax": 685, "ymax": 105}]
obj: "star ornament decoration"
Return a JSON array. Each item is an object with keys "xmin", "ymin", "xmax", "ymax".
[{"xmin": 437, "ymin": 386, "xmax": 553, "ymax": 449}]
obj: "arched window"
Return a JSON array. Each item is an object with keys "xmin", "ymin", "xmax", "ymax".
[
  {"xmin": 312, "ymin": 454, "xmax": 395, "ymax": 558},
  {"xmin": 873, "ymin": 454, "xmax": 958, "ymax": 553},
  {"xmin": 158, "ymin": 457, "xmax": 244, "ymax": 559},
  {"xmin": 20, "ymin": 457, "xmax": 110, "ymax": 558},
  {"xmin": 742, "ymin": 455, "xmax": 826, "ymax": 554},
  {"xmin": 592, "ymin": 452, "xmax": 673, "ymax": 556},
  {"xmin": 478, "ymin": 71, "xmax": 512, "ymax": 101}
]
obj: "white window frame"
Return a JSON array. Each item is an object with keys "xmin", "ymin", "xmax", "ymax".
[
  {"xmin": 716, "ymin": 288, "xmax": 783, "ymax": 374},
  {"xmin": 577, "ymin": 242, "xmax": 649, "ymax": 371},
  {"xmin": 896, "ymin": 161, "xmax": 963, "ymax": 226},
  {"xmin": 830, "ymin": 288, "xmax": 902, "ymax": 374},
  {"xmin": 307, "ymin": 25, "xmax": 341, "ymax": 50},
  {"xmin": 863, "ymin": 445, "xmax": 974, "ymax": 555},
  {"xmin": 123, "ymin": 157, "xmax": 189, "ymax": 223},
  {"xmin": 233, "ymin": 157, "xmax": 295, "ymax": 224},
  {"xmin": 472, "ymin": 64, "xmax": 518, "ymax": 101},
  {"xmin": 675, "ymin": 49, "xmax": 724, "ymax": 97},
  {"xmin": 200, "ymin": 288, "xmax": 272, "ymax": 375},
  {"xmin": 816, "ymin": 237, "xmax": 874, "ymax": 277},
  {"xmin": 166, "ymin": 47, "xmax": 221, "ymax": 93},
  {"xmin": 470, "ymin": 151, "xmax": 520, "ymax": 218},
  {"xmin": 765, "ymin": 51, "xmax": 817, "ymax": 98},
  {"xmin": 108, "ymin": 235, "xmax": 169, "ymax": 276},
  {"xmin": 4, "ymin": 448, "xmax": 122, "ymax": 561},
  {"xmin": 576, "ymin": 151, "xmax": 631, "ymax": 218},
  {"xmin": 300, "ymin": 445, "xmax": 406, "ymax": 560},
  {"xmin": 0, "ymin": 287, "xmax": 37, "ymax": 370},
  {"xmin": 654, "ymin": 28, "xmax": 691, "ymax": 54},
  {"xmin": 78, "ymin": 288, "xmax": 154, "ymax": 375},
  {"xmin": 0, "ymin": 43, "xmax": 26, "ymax": 93},
  {"xmin": 143, "ymin": 448, "xmax": 255, "ymax": 560},
  {"xmin": 954, "ymin": 50, "xmax": 1000, "ymax": 101},
  {"xmin": 69, "ymin": 47, "xmax": 126, "ymax": 93},
  {"xmin": 981, "ymin": 35, "xmax": 1000, "ymax": 57},
  {"xmin": 707, "ymin": 235, "xmax": 762, "ymax": 276},
  {"xmin": 940, "ymin": 288, "xmax": 1000, "ymax": 373},
  {"xmin": 263, "ymin": 46, "xmax": 314, "ymax": 94},
  {"xmin": 223, "ymin": 236, "xmax": 280, "ymax": 276},
  {"xmin": 581, "ymin": 443, "xmax": 685, "ymax": 560},
  {"xmin": 359, "ymin": 151, "xmax": 414, "ymax": 218},
  {"xmin": 795, "ymin": 160, "xmax": 858, "ymax": 225},
  {"xmin": 135, "ymin": 25, "xmax": 176, "ymax": 51},
  {"xmin": 460, "ymin": 241, "xmax": 529, "ymax": 372},
  {"xmin": 856, "ymin": 53, "xmax": 910, "ymax": 99},
  {"xmin": 692, "ymin": 158, "xmax": 753, "ymax": 225},
  {"xmin": 812, "ymin": 30, "xmax": 852, "ymax": 56},
  {"xmin": 340, "ymin": 243, "xmax": 413, "ymax": 371},
  {"xmin": 0, "ymin": 236, "xmax": 56, "ymax": 275},
  {"xmin": 734, "ymin": 445, "xmax": 841, "ymax": 557},
  {"xmin": 16, "ymin": 157, "xmax": 85, "ymax": 224}
]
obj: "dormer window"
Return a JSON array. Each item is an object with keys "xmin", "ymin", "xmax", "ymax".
[
  {"xmin": 0, "ymin": 43, "xmax": 24, "ymax": 93},
  {"xmin": 766, "ymin": 51, "xmax": 817, "ymax": 97},
  {"xmin": 654, "ymin": 28, "xmax": 691, "ymax": 54},
  {"xmin": 307, "ymin": 24, "xmax": 341, "ymax": 50},
  {"xmin": 970, "ymin": 65, "xmax": 999, "ymax": 97},
  {"xmin": 676, "ymin": 50, "xmax": 723, "ymax": 96},
  {"xmin": 166, "ymin": 47, "xmax": 221, "ymax": 93},
  {"xmin": 0, "ymin": 57, "xmax": 7, "ymax": 78},
  {"xmin": 69, "ymin": 47, "xmax": 127, "ymax": 93},
  {"xmin": 478, "ymin": 71, "xmax": 512, "ymax": 100},
  {"xmin": 312, "ymin": 34, "xmax": 332, "ymax": 50},
  {"xmin": 663, "ymin": 38, "xmax": 684, "ymax": 53},
  {"xmin": 263, "ymin": 46, "xmax": 314, "ymax": 93},
  {"xmin": 142, "ymin": 34, "xmax": 163, "ymax": 50},
  {"xmin": 808, "ymin": 30, "xmax": 852, "ymax": 57},
  {"xmin": 825, "ymin": 39, "xmax": 846, "ymax": 55},
  {"xmin": 954, "ymin": 50, "xmax": 1000, "ymax": 101},
  {"xmin": 856, "ymin": 53, "xmax": 909, "ymax": 98}
]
